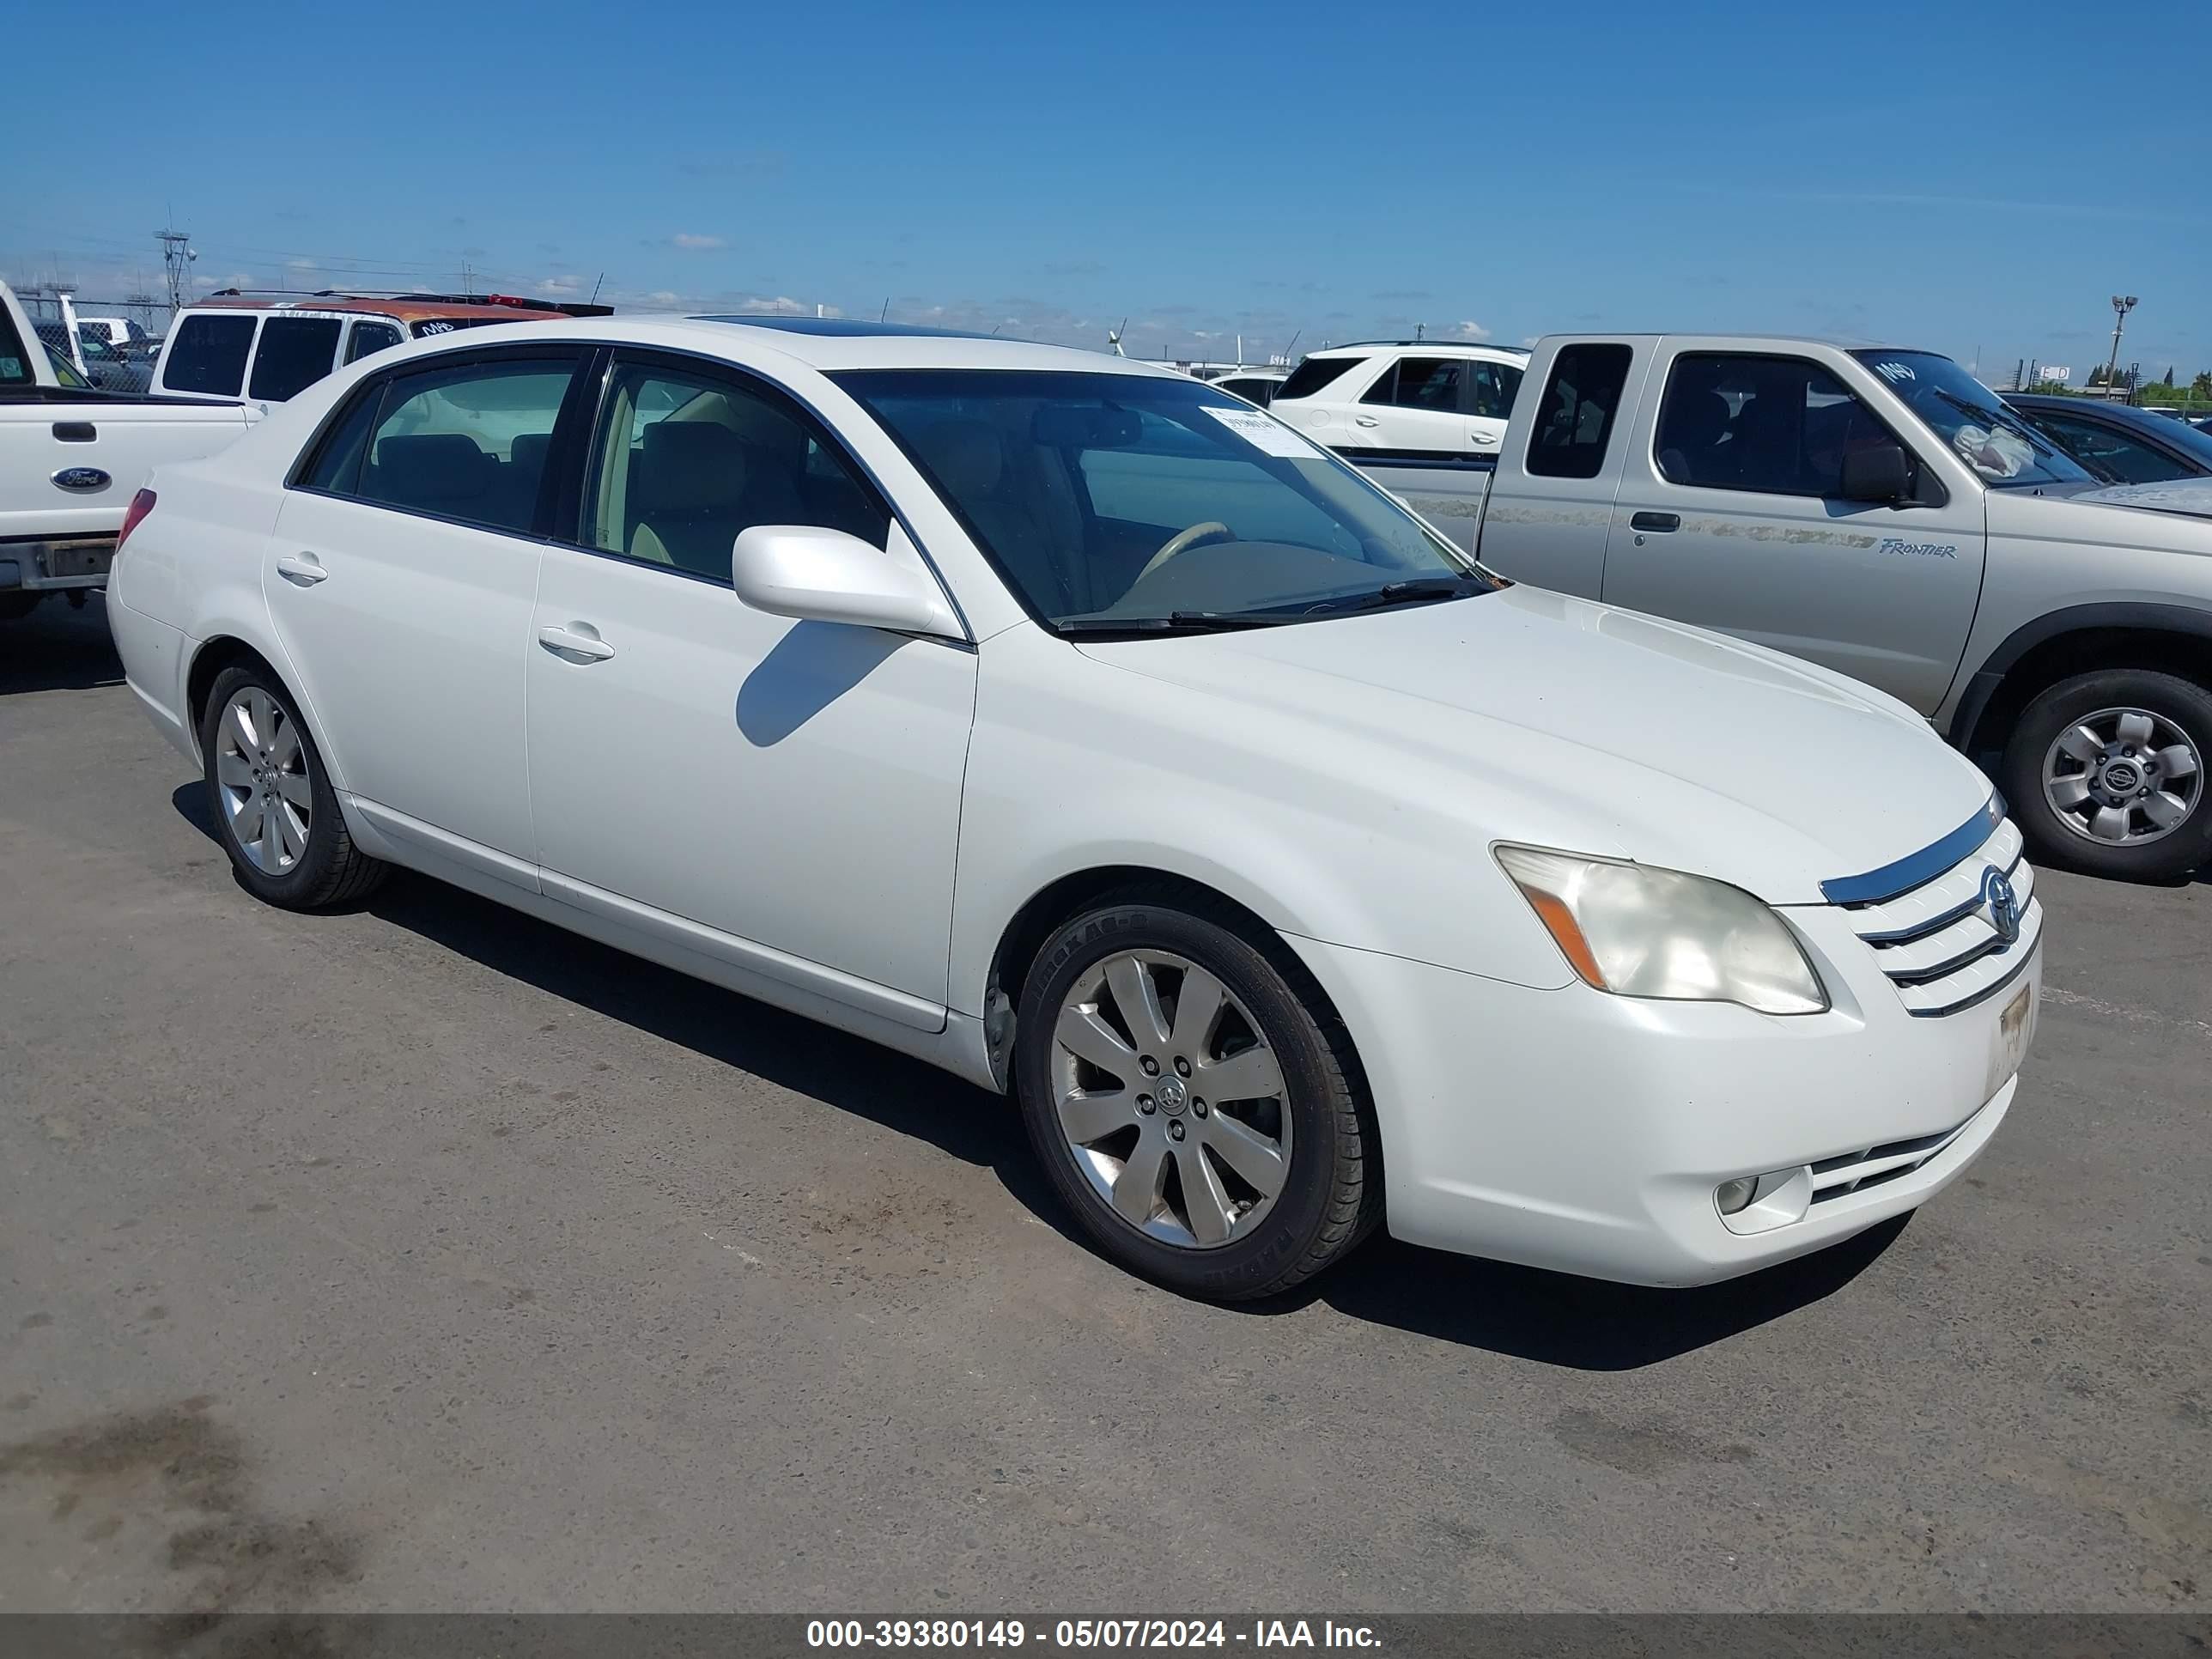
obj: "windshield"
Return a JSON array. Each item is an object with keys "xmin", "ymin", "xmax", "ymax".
[
  {"xmin": 832, "ymin": 368, "xmax": 1482, "ymax": 630},
  {"xmin": 1853, "ymin": 350, "xmax": 2094, "ymax": 488}
]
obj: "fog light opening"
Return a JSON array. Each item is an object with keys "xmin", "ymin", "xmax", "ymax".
[{"xmin": 1715, "ymin": 1176, "xmax": 1759, "ymax": 1216}]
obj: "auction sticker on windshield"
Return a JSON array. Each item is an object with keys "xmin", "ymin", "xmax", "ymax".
[{"xmin": 1203, "ymin": 404, "xmax": 1327, "ymax": 459}]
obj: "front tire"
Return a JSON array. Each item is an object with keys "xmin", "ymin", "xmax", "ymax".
[
  {"xmin": 200, "ymin": 664, "xmax": 387, "ymax": 910},
  {"xmin": 1999, "ymin": 667, "xmax": 2212, "ymax": 883},
  {"xmin": 1013, "ymin": 897, "xmax": 1380, "ymax": 1300}
]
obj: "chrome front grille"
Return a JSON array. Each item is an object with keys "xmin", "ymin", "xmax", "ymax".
[{"xmin": 1826, "ymin": 803, "xmax": 2042, "ymax": 1018}]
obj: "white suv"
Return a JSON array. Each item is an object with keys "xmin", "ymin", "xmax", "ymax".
[{"xmin": 1271, "ymin": 341, "xmax": 1528, "ymax": 459}]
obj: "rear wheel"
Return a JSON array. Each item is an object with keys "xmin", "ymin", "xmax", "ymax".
[
  {"xmin": 2000, "ymin": 667, "xmax": 2212, "ymax": 883},
  {"xmin": 1013, "ymin": 897, "xmax": 1380, "ymax": 1300},
  {"xmin": 199, "ymin": 664, "xmax": 387, "ymax": 909}
]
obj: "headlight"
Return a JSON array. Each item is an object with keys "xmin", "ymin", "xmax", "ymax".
[{"xmin": 1494, "ymin": 845, "xmax": 1828, "ymax": 1015}]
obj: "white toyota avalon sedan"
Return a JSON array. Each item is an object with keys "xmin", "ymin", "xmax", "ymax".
[{"xmin": 105, "ymin": 315, "xmax": 2042, "ymax": 1300}]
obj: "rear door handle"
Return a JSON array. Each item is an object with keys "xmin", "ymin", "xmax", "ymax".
[
  {"xmin": 1354, "ymin": 416, "xmax": 1380, "ymax": 428},
  {"xmin": 538, "ymin": 623, "xmax": 615, "ymax": 663},
  {"xmin": 276, "ymin": 552, "xmax": 329, "ymax": 586},
  {"xmin": 1629, "ymin": 512, "xmax": 1680, "ymax": 533}
]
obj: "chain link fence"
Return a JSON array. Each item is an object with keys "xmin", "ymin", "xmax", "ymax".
[{"xmin": 10, "ymin": 286, "xmax": 175, "ymax": 392}]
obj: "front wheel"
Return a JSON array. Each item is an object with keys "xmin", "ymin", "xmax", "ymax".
[
  {"xmin": 1013, "ymin": 898, "xmax": 1380, "ymax": 1300},
  {"xmin": 200, "ymin": 664, "xmax": 388, "ymax": 909},
  {"xmin": 1999, "ymin": 668, "xmax": 2212, "ymax": 883}
]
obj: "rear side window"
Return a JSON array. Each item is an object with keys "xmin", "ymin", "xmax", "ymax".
[
  {"xmin": 1526, "ymin": 344, "xmax": 1633, "ymax": 480},
  {"xmin": 163, "ymin": 314, "xmax": 256, "ymax": 396},
  {"xmin": 1375, "ymin": 357, "xmax": 1464, "ymax": 411},
  {"xmin": 249, "ymin": 317, "xmax": 343, "ymax": 401},
  {"xmin": 298, "ymin": 386, "xmax": 383, "ymax": 495},
  {"xmin": 1277, "ymin": 356, "xmax": 1364, "ymax": 401},
  {"xmin": 344, "ymin": 320, "xmax": 404, "ymax": 364},
  {"xmin": 352, "ymin": 357, "xmax": 578, "ymax": 534}
]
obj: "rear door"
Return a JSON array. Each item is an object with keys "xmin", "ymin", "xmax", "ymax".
[
  {"xmin": 1470, "ymin": 339, "xmax": 1646, "ymax": 599},
  {"xmin": 267, "ymin": 344, "xmax": 591, "ymax": 883},
  {"xmin": 1599, "ymin": 346, "xmax": 1984, "ymax": 712}
]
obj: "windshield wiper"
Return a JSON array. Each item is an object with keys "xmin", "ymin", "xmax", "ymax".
[
  {"xmin": 1055, "ymin": 611, "xmax": 1307, "ymax": 635},
  {"xmin": 1290, "ymin": 574, "xmax": 1496, "ymax": 617}
]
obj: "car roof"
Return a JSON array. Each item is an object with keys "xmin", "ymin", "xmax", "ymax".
[
  {"xmin": 1306, "ymin": 340, "xmax": 1530, "ymax": 359},
  {"xmin": 377, "ymin": 313, "xmax": 1190, "ymax": 377}
]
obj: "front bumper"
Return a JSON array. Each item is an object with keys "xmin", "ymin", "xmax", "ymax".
[{"xmin": 1288, "ymin": 912, "xmax": 2038, "ymax": 1286}]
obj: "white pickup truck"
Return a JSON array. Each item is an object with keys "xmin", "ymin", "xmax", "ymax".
[
  {"xmin": 1450, "ymin": 333, "xmax": 2212, "ymax": 883},
  {"xmin": 1, "ymin": 280, "xmax": 255, "ymax": 618}
]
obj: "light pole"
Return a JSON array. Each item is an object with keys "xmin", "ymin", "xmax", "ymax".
[{"xmin": 2104, "ymin": 295, "xmax": 2137, "ymax": 397}]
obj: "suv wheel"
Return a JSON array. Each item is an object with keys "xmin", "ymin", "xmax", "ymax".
[
  {"xmin": 200, "ymin": 665, "xmax": 387, "ymax": 909},
  {"xmin": 1013, "ymin": 897, "xmax": 1380, "ymax": 1300},
  {"xmin": 2000, "ymin": 668, "xmax": 2212, "ymax": 883}
]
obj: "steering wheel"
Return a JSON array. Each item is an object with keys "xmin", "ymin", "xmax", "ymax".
[{"xmin": 1136, "ymin": 521, "xmax": 1233, "ymax": 581}]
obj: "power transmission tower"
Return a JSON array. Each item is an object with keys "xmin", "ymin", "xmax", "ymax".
[{"xmin": 156, "ymin": 228, "xmax": 194, "ymax": 315}]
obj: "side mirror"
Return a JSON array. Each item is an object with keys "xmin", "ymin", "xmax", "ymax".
[
  {"xmin": 1838, "ymin": 442, "xmax": 1912, "ymax": 503},
  {"xmin": 730, "ymin": 525, "xmax": 963, "ymax": 639}
]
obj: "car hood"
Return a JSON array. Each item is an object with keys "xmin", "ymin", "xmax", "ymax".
[
  {"xmin": 1075, "ymin": 586, "xmax": 1993, "ymax": 905},
  {"xmin": 2069, "ymin": 477, "xmax": 2212, "ymax": 522}
]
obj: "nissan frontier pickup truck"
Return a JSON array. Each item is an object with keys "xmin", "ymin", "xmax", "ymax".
[{"xmin": 1462, "ymin": 335, "xmax": 2212, "ymax": 883}]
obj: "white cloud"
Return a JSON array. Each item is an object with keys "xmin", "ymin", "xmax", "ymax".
[
  {"xmin": 285, "ymin": 258, "xmax": 318, "ymax": 272},
  {"xmin": 537, "ymin": 276, "xmax": 581, "ymax": 296},
  {"xmin": 1521, "ymin": 334, "xmax": 1540, "ymax": 348},
  {"xmin": 1444, "ymin": 320, "xmax": 1489, "ymax": 340},
  {"xmin": 672, "ymin": 233, "xmax": 728, "ymax": 251},
  {"xmin": 647, "ymin": 290, "xmax": 680, "ymax": 306},
  {"xmin": 726, "ymin": 295, "xmax": 840, "ymax": 317}
]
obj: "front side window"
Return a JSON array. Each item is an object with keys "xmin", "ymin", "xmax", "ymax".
[
  {"xmin": 163, "ymin": 314, "xmax": 257, "ymax": 396},
  {"xmin": 249, "ymin": 317, "xmax": 343, "ymax": 401},
  {"xmin": 580, "ymin": 359, "xmax": 890, "ymax": 581},
  {"xmin": 355, "ymin": 356, "xmax": 577, "ymax": 533},
  {"xmin": 1853, "ymin": 350, "xmax": 2093, "ymax": 487},
  {"xmin": 1656, "ymin": 353, "xmax": 1901, "ymax": 498},
  {"xmin": 1276, "ymin": 355, "xmax": 1365, "ymax": 401},
  {"xmin": 836, "ymin": 368, "xmax": 1481, "ymax": 630},
  {"xmin": 1526, "ymin": 343, "xmax": 1633, "ymax": 480},
  {"xmin": 344, "ymin": 320, "xmax": 404, "ymax": 364}
]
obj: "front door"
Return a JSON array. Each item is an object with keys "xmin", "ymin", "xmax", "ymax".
[
  {"xmin": 524, "ymin": 349, "xmax": 976, "ymax": 1012},
  {"xmin": 1600, "ymin": 349, "xmax": 1986, "ymax": 713},
  {"xmin": 266, "ymin": 346, "xmax": 588, "ymax": 872}
]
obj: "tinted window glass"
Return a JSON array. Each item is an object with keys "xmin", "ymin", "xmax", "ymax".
[
  {"xmin": 1276, "ymin": 356, "xmax": 1365, "ymax": 401},
  {"xmin": 248, "ymin": 317, "xmax": 343, "ymax": 401},
  {"xmin": 357, "ymin": 357, "xmax": 575, "ymax": 533},
  {"xmin": 163, "ymin": 314, "xmax": 256, "ymax": 396},
  {"xmin": 2027, "ymin": 412, "xmax": 2179, "ymax": 484},
  {"xmin": 836, "ymin": 368, "xmax": 1478, "ymax": 628},
  {"xmin": 1388, "ymin": 358, "xmax": 1465, "ymax": 411},
  {"xmin": 1469, "ymin": 361, "xmax": 1522, "ymax": 420},
  {"xmin": 1656, "ymin": 353, "xmax": 1899, "ymax": 497},
  {"xmin": 344, "ymin": 321, "xmax": 404, "ymax": 364},
  {"xmin": 1526, "ymin": 344, "xmax": 1632, "ymax": 479},
  {"xmin": 581, "ymin": 359, "xmax": 889, "ymax": 581},
  {"xmin": 299, "ymin": 386, "xmax": 382, "ymax": 494},
  {"xmin": 0, "ymin": 307, "xmax": 31, "ymax": 386},
  {"xmin": 1218, "ymin": 377, "xmax": 1278, "ymax": 405}
]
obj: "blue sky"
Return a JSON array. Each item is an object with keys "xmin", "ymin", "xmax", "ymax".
[{"xmin": 9, "ymin": 0, "xmax": 2206, "ymax": 380}]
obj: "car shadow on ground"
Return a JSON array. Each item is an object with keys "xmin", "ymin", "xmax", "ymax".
[
  {"xmin": 167, "ymin": 791, "xmax": 1910, "ymax": 1371},
  {"xmin": 0, "ymin": 595, "xmax": 122, "ymax": 695}
]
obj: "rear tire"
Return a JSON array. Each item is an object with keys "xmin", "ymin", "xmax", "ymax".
[
  {"xmin": 199, "ymin": 664, "xmax": 387, "ymax": 910},
  {"xmin": 1013, "ymin": 896, "xmax": 1381, "ymax": 1300},
  {"xmin": 1999, "ymin": 667, "xmax": 2212, "ymax": 883}
]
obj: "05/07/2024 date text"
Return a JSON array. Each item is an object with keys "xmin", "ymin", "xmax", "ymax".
[{"xmin": 806, "ymin": 1621, "xmax": 1383, "ymax": 1650}]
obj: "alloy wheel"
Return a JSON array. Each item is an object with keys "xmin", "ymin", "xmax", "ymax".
[
  {"xmin": 2041, "ymin": 705, "xmax": 2203, "ymax": 846},
  {"xmin": 1051, "ymin": 949, "xmax": 1291, "ymax": 1249},
  {"xmin": 215, "ymin": 687, "xmax": 312, "ymax": 873}
]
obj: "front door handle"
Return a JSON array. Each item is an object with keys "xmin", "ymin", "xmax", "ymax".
[
  {"xmin": 538, "ymin": 623, "xmax": 615, "ymax": 663},
  {"xmin": 1354, "ymin": 415, "xmax": 1380, "ymax": 428},
  {"xmin": 1629, "ymin": 512, "xmax": 1680, "ymax": 533},
  {"xmin": 276, "ymin": 552, "xmax": 328, "ymax": 586}
]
